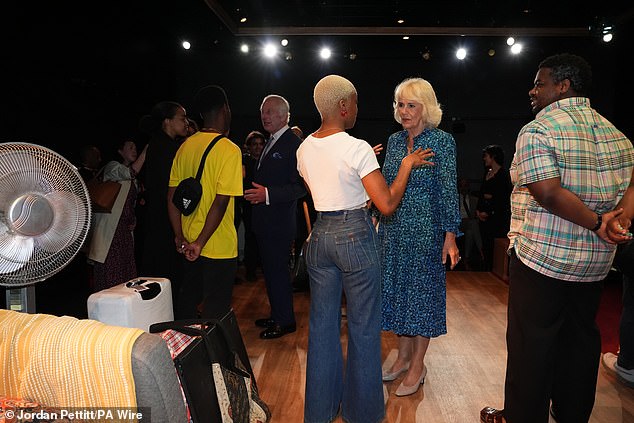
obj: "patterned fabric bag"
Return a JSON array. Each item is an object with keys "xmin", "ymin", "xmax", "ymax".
[
  {"xmin": 151, "ymin": 309, "xmax": 269, "ymax": 423},
  {"xmin": 211, "ymin": 352, "xmax": 270, "ymax": 423}
]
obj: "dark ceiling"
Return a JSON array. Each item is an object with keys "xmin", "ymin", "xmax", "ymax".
[
  {"xmin": 206, "ymin": 0, "xmax": 633, "ymax": 37},
  {"xmin": 5, "ymin": 0, "xmax": 634, "ymax": 160}
]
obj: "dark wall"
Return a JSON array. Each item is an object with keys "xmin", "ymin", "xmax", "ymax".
[{"xmin": 3, "ymin": 2, "xmax": 631, "ymax": 184}]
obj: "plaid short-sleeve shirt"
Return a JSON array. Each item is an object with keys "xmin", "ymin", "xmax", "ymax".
[{"xmin": 509, "ymin": 97, "xmax": 634, "ymax": 281}]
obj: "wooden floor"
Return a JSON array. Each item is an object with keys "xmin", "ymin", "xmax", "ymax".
[{"xmin": 232, "ymin": 269, "xmax": 634, "ymax": 423}]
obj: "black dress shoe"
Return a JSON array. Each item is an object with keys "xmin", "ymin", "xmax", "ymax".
[
  {"xmin": 255, "ymin": 318, "xmax": 275, "ymax": 328},
  {"xmin": 259, "ymin": 323, "xmax": 296, "ymax": 339}
]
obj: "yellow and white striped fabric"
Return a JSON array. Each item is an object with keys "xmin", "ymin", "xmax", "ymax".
[{"xmin": 0, "ymin": 309, "xmax": 143, "ymax": 409}]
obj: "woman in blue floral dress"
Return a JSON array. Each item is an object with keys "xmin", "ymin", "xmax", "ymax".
[{"xmin": 378, "ymin": 78, "xmax": 462, "ymax": 397}]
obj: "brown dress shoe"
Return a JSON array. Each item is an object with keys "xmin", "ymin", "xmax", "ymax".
[{"xmin": 480, "ymin": 407, "xmax": 505, "ymax": 423}]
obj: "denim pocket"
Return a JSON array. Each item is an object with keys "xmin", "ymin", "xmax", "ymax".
[{"xmin": 334, "ymin": 227, "xmax": 378, "ymax": 272}]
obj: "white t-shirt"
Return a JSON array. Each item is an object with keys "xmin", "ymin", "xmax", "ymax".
[{"xmin": 297, "ymin": 132, "xmax": 379, "ymax": 211}]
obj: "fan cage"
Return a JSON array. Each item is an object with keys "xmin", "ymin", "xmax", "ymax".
[{"xmin": 0, "ymin": 142, "xmax": 92, "ymax": 286}]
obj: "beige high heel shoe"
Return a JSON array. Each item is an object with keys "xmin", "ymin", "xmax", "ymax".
[
  {"xmin": 382, "ymin": 362, "xmax": 410, "ymax": 382},
  {"xmin": 394, "ymin": 365, "xmax": 427, "ymax": 396}
]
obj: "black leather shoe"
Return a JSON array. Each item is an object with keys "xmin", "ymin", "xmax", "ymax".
[
  {"xmin": 259, "ymin": 323, "xmax": 296, "ymax": 339},
  {"xmin": 255, "ymin": 318, "xmax": 275, "ymax": 328}
]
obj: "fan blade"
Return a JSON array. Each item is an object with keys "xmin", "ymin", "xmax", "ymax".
[
  {"xmin": 0, "ymin": 221, "xmax": 34, "ymax": 275},
  {"xmin": 37, "ymin": 191, "xmax": 88, "ymax": 253}
]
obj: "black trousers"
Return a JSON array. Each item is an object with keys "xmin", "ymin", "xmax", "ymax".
[
  {"xmin": 255, "ymin": 230, "xmax": 295, "ymax": 327},
  {"xmin": 176, "ymin": 257, "xmax": 237, "ymax": 320},
  {"xmin": 504, "ymin": 251, "xmax": 603, "ymax": 423}
]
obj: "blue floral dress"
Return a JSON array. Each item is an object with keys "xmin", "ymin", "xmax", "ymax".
[{"xmin": 379, "ymin": 128, "xmax": 461, "ymax": 337}]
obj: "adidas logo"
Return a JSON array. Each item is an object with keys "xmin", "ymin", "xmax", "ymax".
[{"xmin": 182, "ymin": 198, "xmax": 191, "ymax": 209}]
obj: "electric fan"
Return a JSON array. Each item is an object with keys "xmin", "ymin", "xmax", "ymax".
[{"xmin": 0, "ymin": 142, "xmax": 92, "ymax": 312}]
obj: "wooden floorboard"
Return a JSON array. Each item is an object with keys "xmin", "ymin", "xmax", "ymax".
[{"xmin": 232, "ymin": 269, "xmax": 634, "ymax": 422}]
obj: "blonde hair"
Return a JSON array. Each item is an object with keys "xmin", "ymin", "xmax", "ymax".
[
  {"xmin": 393, "ymin": 78, "xmax": 442, "ymax": 128},
  {"xmin": 313, "ymin": 75, "xmax": 357, "ymax": 119}
]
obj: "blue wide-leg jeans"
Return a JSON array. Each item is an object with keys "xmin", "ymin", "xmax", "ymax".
[{"xmin": 303, "ymin": 209, "xmax": 384, "ymax": 423}]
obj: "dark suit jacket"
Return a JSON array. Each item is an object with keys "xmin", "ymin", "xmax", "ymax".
[{"xmin": 251, "ymin": 127, "xmax": 306, "ymax": 240}]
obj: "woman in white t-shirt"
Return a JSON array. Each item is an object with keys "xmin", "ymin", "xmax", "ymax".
[{"xmin": 297, "ymin": 74, "xmax": 433, "ymax": 423}]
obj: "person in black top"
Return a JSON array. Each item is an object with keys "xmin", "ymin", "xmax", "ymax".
[
  {"xmin": 476, "ymin": 144, "xmax": 512, "ymax": 271},
  {"xmin": 137, "ymin": 101, "xmax": 189, "ymax": 304},
  {"xmin": 241, "ymin": 131, "xmax": 265, "ymax": 281}
]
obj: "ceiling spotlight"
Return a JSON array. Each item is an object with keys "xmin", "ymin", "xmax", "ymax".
[
  {"xmin": 263, "ymin": 43, "xmax": 278, "ymax": 58},
  {"xmin": 320, "ymin": 47, "xmax": 332, "ymax": 59},
  {"xmin": 506, "ymin": 37, "xmax": 515, "ymax": 46},
  {"xmin": 456, "ymin": 48, "xmax": 467, "ymax": 60},
  {"xmin": 510, "ymin": 43, "xmax": 523, "ymax": 54},
  {"xmin": 285, "ymin": 51, "xmax": 293, "ymax": 60},
  {"xmin": 349, "ymin": 53, "xmax": 357, "ymax": 60},
  {"xmin": 402, "ymin": 36, "xmax": 410, "ymax": 40},
  {"xmin": 422, "ymin": 51, "xmax": 431, "ymax": 61},
  {"xmin": 397, "ymin": 19, "xmax": 405, "ymax": 24},
  {"xmin": 240, "ymin": 17, "xmax": 247, "ymax": 23},
  {"xmin": 182, "ymin": 41, "xmax": 191, "ymax": 50},
  {"xmin": 488, "ymin": 48, "xmax": 496, "ymax": 57},
  {"xmin": 240, "ymin": 44, "xmax": 249, "ymax": 54},
  {"xmin": 281, "ymin": 39, "xmax": 289, "ymax": 47},
  {"xmin": 602, "ymin": 24, "xmax": 614, "ymax": 42}
]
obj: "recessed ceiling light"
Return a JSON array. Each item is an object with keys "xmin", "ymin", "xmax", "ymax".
[
  {"xmin": 397, "ymin": 19, "xmax": 405, "ymax": 24},
  {"xmin": 240, "ymin": 17, "xmax": 247, "ymax": 23},
  {"xmin": 263, "ymin": 44, "xmax": 277, "ymax": 58},
  {"xmin": 402, "ymin": 36, "xmax": 410, "ymax": 40}
]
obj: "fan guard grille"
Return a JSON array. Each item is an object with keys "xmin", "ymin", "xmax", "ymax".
[{"xmin": 0, "ymin": 142, "xmax": 91, "ymax": 286}]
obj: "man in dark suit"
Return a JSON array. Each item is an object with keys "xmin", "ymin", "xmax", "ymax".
[{"xmin": 244, "ymin": 95, "xmax": 306, "ymax": 339}]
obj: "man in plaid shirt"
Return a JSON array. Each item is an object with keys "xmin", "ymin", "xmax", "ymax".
[{"xmin": 482, "ymin": 54, "xmax": 634, "ymax": 423}]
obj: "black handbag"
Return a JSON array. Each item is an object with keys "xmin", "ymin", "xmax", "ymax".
[
  {"xmin": 291, "ymin": 200, "xmax": 312, "ymax": 290},
  {"xmin": 150, "ymin": 309, "xmax": 269, "ymax": 423},
  {"xmin": 172, "ymin": 135, "xmax": 224, "ymax": 216}
]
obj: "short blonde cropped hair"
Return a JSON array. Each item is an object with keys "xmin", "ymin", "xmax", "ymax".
[
  {"xmin": 393, "ymin": 78, "xmax": 442, "ymax": 128},
  {"xmin": 313, "ymin": 75, "xmax": 357, "ymax": 119}
]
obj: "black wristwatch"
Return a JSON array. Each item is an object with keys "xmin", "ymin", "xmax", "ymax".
[{"xmin": 591, "ymin": 213, "xmax": 602, "ymax": 231}]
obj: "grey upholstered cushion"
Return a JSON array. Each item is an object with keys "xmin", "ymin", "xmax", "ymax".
[{"xmin": 132, "ymin": 333, "xmax": 187, "ymax": 423}]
